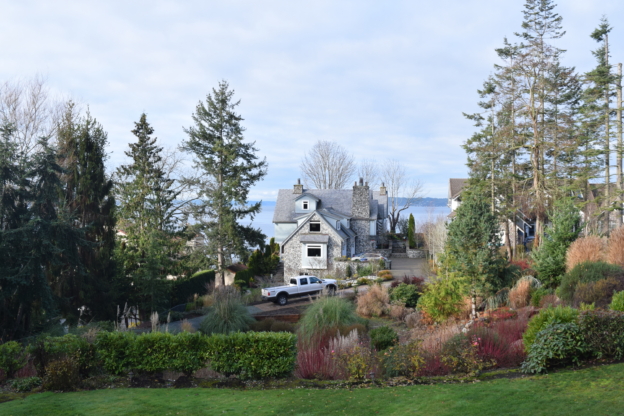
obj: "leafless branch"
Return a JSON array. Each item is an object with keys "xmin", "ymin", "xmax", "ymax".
[
  {"xmin": 300, "ymin": 140, "xmax": 356, "ymax": 189},
  {"xmin": 380, "ymin": 158, "xmax": 424, "ymax": 233}
]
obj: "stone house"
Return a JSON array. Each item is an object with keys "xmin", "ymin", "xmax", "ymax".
[
  {"xmin": 218, "ymin": 263, "xmax": 249, "ymax": 287},
  {"xmin": 273, "ymin": 178, "xmax": 388, "ymax": 277}
]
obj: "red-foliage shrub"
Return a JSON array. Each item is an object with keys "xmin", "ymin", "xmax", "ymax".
[
  {"xmin": 295, "ymin": 337, "xmax": 342, "ymax": 380},
  {"xmin": 469, "ymin": 317, "xmax": 528, "ymax": 368},
  {"xmin": 485, "ymin": 307, "xmax": 518, "ymax": 321},
  {"xmin": 511, "ymin": 259, "xmax": 532, "ymax": 271}
]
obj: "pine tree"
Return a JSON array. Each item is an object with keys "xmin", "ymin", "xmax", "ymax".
[
  {"xmin": 55, "ymin": 104, "xmax": 117, "ymax": 322},
  {"xmin": 444, "ymin": 190, "xmax": 503, "ymax": 319},
  {"xmin": 181, "ymin": 81, "xmax": 267, "ymax": 286},
  {"xmin": 531, "ymin": 198, "xmax": 581, "ymax": 288},
  {"xmin": 115, "ymin": 114, "xmax": 185, "ymax": 314}
]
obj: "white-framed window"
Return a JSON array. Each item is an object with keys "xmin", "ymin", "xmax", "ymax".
[
  {"xmin": 309, "ymin": 221, "xmax": 321, "ymax": 232},
  {"xmin": 302, "ymin": 200, "xmax": 309, "ymax": 210},
  {"xmin": 307, "ymin": 245, "xmax": 322, "ymax": 257}
]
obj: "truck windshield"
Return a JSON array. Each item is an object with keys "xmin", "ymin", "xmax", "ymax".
[{"xmin": 309, "ymin": 277, "xmax": 321, "ymax": 284}]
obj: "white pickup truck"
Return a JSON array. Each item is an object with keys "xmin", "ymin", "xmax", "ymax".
[{"xmin": 261, "ymin": 276, "xmax": 338, "ymax": 306}]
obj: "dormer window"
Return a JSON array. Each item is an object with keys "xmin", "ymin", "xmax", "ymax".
[
  {"xmin": 309, "ymin": 221, "xmax": 321, "ymax": 232},
  {"xmin": 337, "ymin": 222, "xmax": 341, "ymax": 230},
  {"xmin": 302, "ymin": 201, "xmax": 309, "ymax": 210}
]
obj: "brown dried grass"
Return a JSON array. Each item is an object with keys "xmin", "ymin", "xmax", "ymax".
[
  {"xmin": 509, "ymin": 279, "xmax": 532, "ymax": 309},
  {"xmin": 539, "ymin": 294, "xmax": 560, "ymax": 308},
  {"xmin": 181, "ymin": 319, "xmax": 196, "ymax": 333},
  {"xmin": 414, "ymin": 323, "xmax": 461, "ymax": 354},
  {"xmin": 607, "ymin": 227, "xmax": 624, "ymax": 268},
  {"xmin": 405, "ymin": 311, "xmax": 422, "ymax": 329},
  {"xmin": 356, "ymin": 285, "xmax": 389, "ymax": 318},
  {"xmin": 566, "ymin": 236, "xmax": 606, "ymax": 271},
  {"xmin": 389, "ymin": 303, "xmax": 409, "ymax": 321}
]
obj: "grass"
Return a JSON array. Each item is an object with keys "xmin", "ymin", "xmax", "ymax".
[{"xmin": 3, "ymin": 363, "xmax": 624, "ymax": 415}]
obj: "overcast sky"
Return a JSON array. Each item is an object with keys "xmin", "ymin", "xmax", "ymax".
[{"xmin": 2, "ymin": 0, "xmax": 624, "ymax": 200}]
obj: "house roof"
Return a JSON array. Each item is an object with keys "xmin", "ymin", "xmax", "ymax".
[
  {"xmin": 295, "ymin": 193, "xmax": 321, "ymax": 202},
  {"xmin": 448, "ymin": 178, "xmax": 468, "ymax": 200},
  {"xmin": 299, "ymin": 234, "xmax": 330, "ymax": 243},
  {"xmin": 273, "ymin": 188, "xmax": 387, "ymax": 223}
]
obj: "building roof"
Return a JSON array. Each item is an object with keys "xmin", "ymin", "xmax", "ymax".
[
  {"xmin": 273, "ymin": 188, "xmax": 387, "ymax": 223},
  {"xmin": 299, "ymin": 234, "xmax": 330, "ymax": 243},
  {"xmin": 448, "ymin": 178, "xmax": 468, "ymax": 200}
]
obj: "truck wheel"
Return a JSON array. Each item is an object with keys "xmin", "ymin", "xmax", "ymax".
[{"xmin": 276, "ymin": 293, "xmax": 288, "ymax": 306}]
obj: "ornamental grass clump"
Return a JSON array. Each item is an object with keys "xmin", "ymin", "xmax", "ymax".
[
  {"xmin": 298, "ymin": 296, "xmax": 361, "ymax": 343},
  {"xmin": 508, "ymin": 276, "xmax": 541, "ymax": 309},
  {"xmin": 566, "ymin": 236, "xmax": 606, "ymax": 271},
  {"xmin": 607, "ymin": 227, "xmax": 624, "ymax": 268},
  {"xmin": 199, "ymin": 286, "xmax": 254, "ymax": 335},
  {"xmin": 356, "ymin": 285, "xmax": 390, "ymax": 318}
]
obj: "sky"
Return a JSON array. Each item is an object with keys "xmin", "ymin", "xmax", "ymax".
[{"xmin": 2, "ymin": 0, "xmax": 624, "ymax": 200}]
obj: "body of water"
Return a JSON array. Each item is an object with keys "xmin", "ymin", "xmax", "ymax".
[{"xmin": 244, "ymin": 202, "xmax": 451, "ymax": 241}]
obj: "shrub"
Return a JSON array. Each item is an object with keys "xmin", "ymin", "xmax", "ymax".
[
  {"xmin": 43, "ymin": 357, "xmax": 81, "ymax": 391},
  {"xmin": 610, "ymin": 290, "xmax": 624, "ymax": 312},
  {"xmin": 95, "ymin": 331, "xmax": 136, "ymax": 375},
  {"xmin": 531, "ymin": 287, "xmax": 551, "ymax": 308},
  {"xmin": 369, "ymin": 326, "xmax": 399, "ymax": 351},
  {"xmin": 440, "ymin": 334, "xmax": 494, "ymax": 375},
  {"xmin": 509, "ymin": 276, "xmax": 540, "ymax": 309},
  {"xmin": 334, "ymin": 342, "xmax": 378, "ymax": 382},
  {"xmin": 170, "ymin": 332, "xmax": 210, "ymax": 376},
  {"xmin": 172, "ymin": 270, "xmax": 216, "ymax": 305},
  {"xmin": 28, "ymin": 334, "xmax": 97, "ymax": 378},
  {"xmin": 0, "ymin": 341, "xmax": 27, "ymax": 379},
  {"xmin": 382, "ymin": 341, "xmax": 425, "ymax": 378},
  {"xmin": 199, "ymin": 286, "xmax": 255, "ymax": 335},
  {"xmin": 566, "ymin": 236, "xmax": 605, "ymax": 271},
  {"xmin": 357, "ymin": 265, "xmax": 373, "ymax": 277},
  {"xmin": 130, "ymin": 332, "xmax": 178, "ymax": 374},
  {"xmin": 356, "ymin": 285, "xmax": 389, "ymax": 318},
  {"xmin": 523, "ymin": 306, "xmax": 579, "ymax": 352},
  {"xmin": 607, "ymin": 227, "xmax": 624, "ymax": 268},
  {"xmin": 521, "ymin": 322, "xmax": 585, "ymax": 374},
  {"xmin": 390, "ymin": 283, "xmax": 421, "ymax": 308},
  {"xmin": 205, "ymin": 332, "xmax": 296, "ymax": 379},
  {"xmin": 298, "ymin": 296, "xmax": 361, "ymax": 342},
  {"xmin": 9, "ymin": 376, "xmax": 42, "ymax": 392},
  {"xmin": 559, "ymin": 261, "xmax": 624, "ymax": 304},
  {"xmin": 573, "ymin": 277, "xmax": 624, "ymax": 308},
  {"xmin": 579, "ymin": 310, "xmax": 624, "ymax": 359},
  {"xmin": 417, "ymin": 275, "xmax": 466, "ymax": 323},
  {"xmin": 270, "ymin": 321, "xmax": 296, "ymax": 333}
]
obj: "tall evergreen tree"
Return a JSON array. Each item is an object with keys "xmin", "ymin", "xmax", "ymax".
[
  {"xmin": 181, "ymin": 81, "xmax": 267, "ymax": 286},
  {"xmin": 407, "ymin": 213, "xmax": 416, "ymax": 249},
  {"xmin": 444, "ymin": 190, "xmax": 503, "ymax": 319},
  {"xmin": 115, "ymin": 114, "xmax": 185, "ymax": 314},
  {"xmin": 55, "ymin": 104, "xmax": 117, "ymax": 322}
]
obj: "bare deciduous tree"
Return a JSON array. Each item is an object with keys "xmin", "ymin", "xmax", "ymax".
[
  {"xmin": 300, "ymin": 140, "xmax": 356, "ymax": 189},
  {"xmin": 381, "ymin": 158, "xmax": 423, "ymax": 233},
  {"xmin": 419, "ymin": 208, "xmax": 447, "ymax": 265},
  {"xmin": 357, "ymin": 158, "xmax": 379, "ymax": 190},
  {"xmin": 0, "ymin": 76, "xmax": 64, "ymax": 156}
]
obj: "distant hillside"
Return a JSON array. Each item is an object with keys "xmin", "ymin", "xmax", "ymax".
[{"xmin": 394, "ymin": 197, "xmax": 447, "ymax": 207}]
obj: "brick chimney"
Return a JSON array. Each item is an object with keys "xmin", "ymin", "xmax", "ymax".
[
  {"xmin": 379, "ymin": 182, "xmax": 387, "ymax": 196},
  {"xmin": 352, "ymin": 177, "xmax": 370, "ymax": 218},
  {"xmin": 293, "ymin": 179, "xmax": 303, "ymax": 194}
]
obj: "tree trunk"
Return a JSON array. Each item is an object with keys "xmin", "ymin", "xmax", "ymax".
[
  {"xmin": 604, "ymin": 34, "xmax": 611, "ymax": 236},
  {"xmin": 505, "ymin": 217, "xmax": 513, "ymax": 261},
  {"xmin": 471, "ymin": 288, "xmax": 477, "ymax": 320},
  {"xmin": 617, "ymin": 63, "xmax": 623, "ymax": 228}
]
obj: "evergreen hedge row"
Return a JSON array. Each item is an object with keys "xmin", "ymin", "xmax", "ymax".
[
  {"xmin": 171, "ymin": 270, "xmax": 216, "ymax": 305},
  {"xmin": 95, "ymin": 331, "xmax": 296, "ymax": 379}
]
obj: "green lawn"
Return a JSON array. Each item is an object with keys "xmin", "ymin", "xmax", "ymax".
[{"xmin": 2, "ymin": 363, "xmax": 624, "ymax": 415}]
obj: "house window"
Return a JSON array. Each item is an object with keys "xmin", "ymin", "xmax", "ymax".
[
  {"xmin": 309, "ymin": 222, "xmax": 321, "ymax": 232},
  {"xmin": 302, "ymin": 200, "xmax": 309, "ymax": 210},
  {"xmin": 307, "ymin": 245, "xmax": 322, "ymax": 257},
  {"xmin": 337, "ymin": 222, "xmax": 341, "ymax": 230}
]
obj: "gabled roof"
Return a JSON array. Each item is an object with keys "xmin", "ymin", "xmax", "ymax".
[
  {"xmin": 282, "ymin": 211, "xmax": 347, "ymax": 246},
  {"xmin": 448, "ymin": 178, "xmax": 468, "ymax": 200},
  {"xmin": 295, "ymin": 193, "xmax": 321, "ymax": 201}
]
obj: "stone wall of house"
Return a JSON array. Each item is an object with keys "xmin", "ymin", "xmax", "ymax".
[
  {"xmin": 406, "ymin": 249, "xmax": 426, "ymax": 259},
  {"xmin": 282, "ymin": 213, "xmax": 343, "ymax": 279},
  {"xmin": 351, "ymin": 219, "xmax": 373, "ymax": 254},
  {"xmin": 352, "ymin": 182, "xmax": 370, "ymax": 218}
]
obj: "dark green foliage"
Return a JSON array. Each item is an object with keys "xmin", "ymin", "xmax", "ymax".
[
  {"xmin": 205, "ymin": 332, "xmax": 296, "ymax": 379},
  {"xmin": 198, "ymin": 287, "xmax": 254, "ymax": 335},
  {"xmin": 443, "ymin": 190, "xmax": 504, "ymax": 307},
  {"xmin": 55, "ymin": 104, "xmax": 117, "ymax": 322},
  {"xmin": 558, "ymin": 261, "xmax": 624, "ymax": 304},
  {"xmin": 390, "ymin": 283, "xmax": 421, "ymax": 308},
  {"xmin": 297, "ymin": 296, "xmax": 361, "ymax": 342},
  {"xmin": 530, "ymin": 287, "xmax": 552, "ymax": 307},
  {"xmin": 9, "ymin": 376, "xmax": 42, "ymax": 392},
  {"xmin": 249, "ymin": 318, "xmax": 295, "ymax": 333},
  {"xmin": 181, "ymin": 81, "xmax": 267, "ymax": 286},
  {"xmin": 0, "ymin": 341, "xmax": 27, "ymax": 379},
  {"xmin": 407, "ymin": 213, "xmax": 416, "ymax": 249},
  {"xmin": 523, "ymin": 306, "xmax": 579, "ymax": 352},
  {"xmin": 171, "ymin": 270, "xmax": 215, "ymax": 305},
  {"xmin": 233, "ymin": 269, "xmax": 255, "ymax": 287},
  {"xmin": 369, "ymin": 326, "xmax": 399, "ymax": 351},
  {"xmin": 521, "ymin": 323, "xmax": 586, "ymax": 374},
  {"xmin": 532, "ymin": 198, "xmax": 581, "ymax": 288},
  {"xmin": 573, "ymin": 278, "xmax": 624, "ymax": 308},
  {"xmin": 94, "ymin": 331, "xmax": 136, "ymax": 375},
  {"xmin": 346, "ymin": 264, "xmax": 352, "ymax": 278},
  {"xmin": 43, "ymin": 357, "xmax": 81, "ymax": 391},
  {"xmin": 247, "ymin": 243, "xmax": 280, "ymax": 276},
  {"xmin": 579, "ymin": 310, "xmax": 624, "ymax": 360},
  {"xmin": 28, "ymin": 334, "xmax": 97, "ymax": 378},
  {"xmin": 115, "ymin": 114, "xmax": 185, "ymax": 314}
]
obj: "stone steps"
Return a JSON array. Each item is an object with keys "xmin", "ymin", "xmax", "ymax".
[{"xmin": 390, "ymin": 253, "xmax": 408, "ymax": 258}]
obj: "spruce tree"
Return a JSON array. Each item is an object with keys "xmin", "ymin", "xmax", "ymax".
[
  {"xmin": 444, "ymin": 190, "xmax": 502, "ymax": 319},
  {"xmin": 181, "ymin": 81, "xmax": 267, "ymax": 286},
  {"xmin": 55, "ymin": 104, "xmax": 117, "ymax": 321},
  {"xmin": 115, "ymin": 114, "xmax": 185, "ymax": 314},
  {"xmin": 531, "ymin": 198, "xmax": 581, "ymax": 288}
]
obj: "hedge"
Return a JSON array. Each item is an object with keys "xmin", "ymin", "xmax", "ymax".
[
  {"xmin": 172, "ymin": 270, "xmax": 215, "ymax": 305},
  {"xmin": 95, "ymin": 331, "xmax": 296, "ymax": 379}
]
